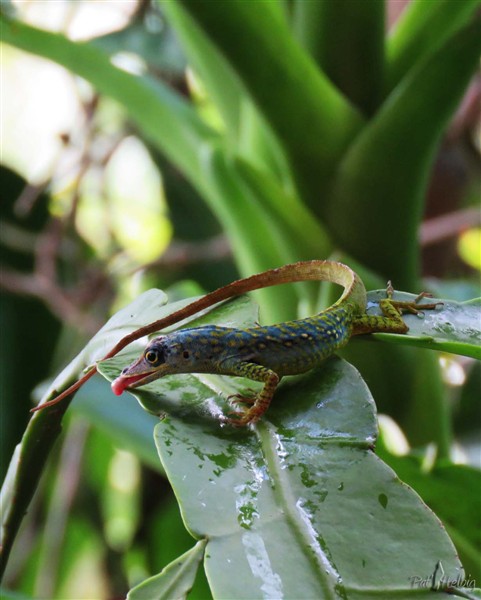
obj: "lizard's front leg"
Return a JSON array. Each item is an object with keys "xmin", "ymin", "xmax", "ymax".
[
  {"xmin": 352, "ymin": 282, "xmax": 441, "ymax": 335},
  {"xmin": 220, "ymin": 359, "xmax": 280, "ymax": 426}
]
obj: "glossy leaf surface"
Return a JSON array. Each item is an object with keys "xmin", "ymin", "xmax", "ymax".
[
  {"xmin": 142, "ymin": 359, "xmax": 462, "ymax": 599},
  {"xmin": 366, "ymin": 291, "xmax": 481, "ymax": 360},
  {"xmin": 95, "ymin": 290, "xmax": 479, "ymax": 598},
  {"xmin": 127, "ymin": 540, "xmax": 206, "ymax": 600}
]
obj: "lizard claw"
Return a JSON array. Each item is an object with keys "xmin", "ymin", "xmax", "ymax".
[
  {"xmin": 386, "ymin": 286, "xmax": 443, "ymax": 316},
  {"xmin": 227, "ymin": 392, "xmax": 256, "ymax": 407},
  {"xmin": 390, "ymin": 300, "xmax": 442, "ymax": 316},
  {"xmin": 385, "ymin": 284, "xmax": 442, "ymax": 314},
  {"xmin": 413, "ymin": 292, "xmax": 443, "ymax": 315},
  {"xmin": 414, "ymin": 291, "xmax": 433, "ymax": 301},
  {"xmin": 224, "ymin": 410, "xmax": 258, "ymax": 427}
]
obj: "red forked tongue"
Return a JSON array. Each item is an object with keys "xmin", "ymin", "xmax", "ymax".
[{"xmin": 111, "ymin": 373, "xmax": 146, "ymax": 396}]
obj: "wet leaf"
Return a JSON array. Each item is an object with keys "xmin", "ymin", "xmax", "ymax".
[
  {"xmin": 146, "ymin": 359, "xmax": 463, "ymax": 598},
  {"xmin": 127, "ymin": 540, "xmax": 206, "ymax": 600},
  {"xmin": 96, "ymin": 289, "xmax": 475, "ymax": 598},
  {"xmin": 366, "ymin": 291, "xmax": 481, "ymax": 360}
]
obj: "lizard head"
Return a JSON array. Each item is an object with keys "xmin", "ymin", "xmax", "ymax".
[
  {"xmin": 111, "ymin": 337, "xmax": 172, "ymax": 395},
  {"xmin": 111, "ymin": 326, "xmax": 224, "ymax": 396}
]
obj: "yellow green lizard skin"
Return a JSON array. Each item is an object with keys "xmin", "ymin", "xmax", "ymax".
[{"xmin": 108, "ymin": 260, "xmax": 439, "ymax": 426}]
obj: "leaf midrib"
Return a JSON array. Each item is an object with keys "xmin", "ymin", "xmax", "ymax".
[{"xmin": 256, "ymin": 421, "xmax": 346, "ymax": 599}]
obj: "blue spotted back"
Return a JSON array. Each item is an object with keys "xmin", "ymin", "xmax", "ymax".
[{"xmin": 161, "ymin": 304, "xmax": 354, "ymax": 377}]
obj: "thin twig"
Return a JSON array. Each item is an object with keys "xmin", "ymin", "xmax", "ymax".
[
  {"xmin": 420, "ymin": 207, "xmax": 481, "ymax": 246},
  {"xmin": 0, "ymin": 268, "xmax": 101, "ymax": 333}
]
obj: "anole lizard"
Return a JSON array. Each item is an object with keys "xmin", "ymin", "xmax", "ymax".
[{"xmin": 32, "ymin": 260, "xmax": 439, "ymax": 425}]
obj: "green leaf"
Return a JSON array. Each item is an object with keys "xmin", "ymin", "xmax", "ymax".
[
  {"xmin": 366, "ymin": 292, "xmax": 481, "ymax": 360},
  {"xmin": 127, "ymin": 540, "xmax": 206, "ymax": 600},
  {"xmin": 233, "ymin": 157, "xmax": 331, "ymax": 266},
  {"xmin": 235, "ymin": 98, "xmax": 292, "ymax": 183},
  {"xmin": 377, "ymin": 445, "xmax": 481, "ymax": 584},
  {"xmin": 177, "ymin": 0, "xmax": 364, "ymax": 204},
  {"xmin": 323, "ymin": 16, "xmax": 481, "ymax": 286},
  {"xmin": 294, "ymin": 0, "xmax": 385, "ymax": 116},
  {"xmin": 387, "ymin": 0, "xmax": 481, "ymax": 90},
  {"xmin": 143, "ymin": 358, "xmax": 462, "ymax": 598},
  {"xmin": 95, "ymin": 290, "xmax": 472, "ymax": 598},
  {"xmin": 195, "ymin": 145, "xmax": 302, "ymax": 322},
  {"xmin": 95, "ymin": 286, "xmax": 477, "ymax": 596},
  {"xmin": 161, "ymin": 2, "xmax": 243, "ymax": 142}
]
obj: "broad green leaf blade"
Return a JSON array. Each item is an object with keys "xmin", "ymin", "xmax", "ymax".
[
  {"xmin": 197, "ymin": 145, "xmax": 302, "ymax": 323},
  {"xmin": 127, "ymin": 540, "xmax": 206, "ymax": 600},
  {"xmin": 236, "ymin": 98, "xmax": 293, "ymax": 184},
  {"xmin": 146, "ymin": 359, "xmax": 462, "ymax": 599},
  {"xmin": 387, "ymin": 0, "xmax": 480, "ymax": 90},
  {"xmin": 377, "ymin": 448, "xmax": 481, "ymax": 584},
  {"xmin": 233, "ymin": 157, "xmax": 331, "ymax": 265},
  {"xmin": 0, "ymin": 15, "xmax": 216, "ymax": 187},
  {"xmin": 323, "ymin": 16, "xmax": 481, "ymax": 286},
  {"xmin": 295, "ymin": 0, "xmax": 385, "ymax": 116},
  {"xmin": 366, "ymin": 292, "xmax": 481, "ymax": 360},
  {"xmin": 177, "ymin": 0, "xmax": 364, "ymax": 205},
  {"xmin": 95, "ymin": 288, "xmax": 475, "ymax": 598}
]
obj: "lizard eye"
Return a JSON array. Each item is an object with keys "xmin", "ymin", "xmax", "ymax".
[{"xmin": 144, "ymin": 348, "xmax": 164, "ymax": 366}]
